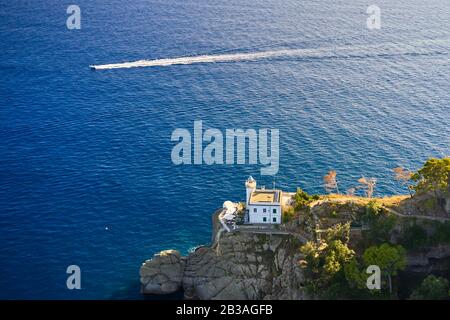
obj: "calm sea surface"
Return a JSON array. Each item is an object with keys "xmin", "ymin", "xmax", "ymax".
[{"xmin": 1, "ymin": 0, "xmax": 449, "ymax": 298}]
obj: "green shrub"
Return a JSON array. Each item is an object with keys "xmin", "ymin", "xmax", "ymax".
[
  {"xmin": 325, "ymin": 222, "xmax": 351, "ymax": 243},
  {"xmin": 294, "ymin": 188, "xmax": 319, "ymax": 210},
  {"xmin": 363, "ymin": 200, "xmax": 383, "ymax": 223},
  {"xmin": 411, "ymin": 157, "xmax": 450, "ymax": 196},
  {"xmin": 282, "ymin": 207, "xmax": 296, "ymax": 223},
  {"xmin": 400, "ymin": 224, "xmax": 428, "ymax": 250},
  {"xmin": 424, "ymin": 198, "xmax": 437, "ymax": 210},
  {"xmin": 410, "ymin": 275, "xmax": 449, "ymax": 300},
  {"xmin": 430, "ymin": 221, "xmax": 450, "ymax": 245}
]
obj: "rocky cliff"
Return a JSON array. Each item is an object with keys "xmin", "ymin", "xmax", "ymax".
[
  {"xmin": 140, "ymin": 249, "xmax": 186, "ymax": 295},
  {"xmin": 140, "ymin": 211, "xmax": 308, "ymax": 299},
  {"xmin": 406, "ymin": 244, "xmax": 450, "ymax": 273},
  {"xmin": 140, "ymin": 197, "xmax": 450, "ymax": 300}
]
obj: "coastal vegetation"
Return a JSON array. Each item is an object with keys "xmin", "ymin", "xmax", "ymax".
[
  {"xmin": 412, "ymin": 157, "xmax": 450, "ymax": 197},
  {"xmin": 299, "ymin": 223, "xmax": 355, "ymax": 292},
  {"xmin": 293, "ymin": 188, "xmax": 319, "ymax": 210},
  {"xmin": 282, "ymin": 207, "xmax": 296, "ymax": 223},
  {"xmin": 293, "ymin": 157, "xmax": 450, "ymax": 299},
  {"xmin": 409, "ymin": 275, "xmax": 449, "ymax": 300}
]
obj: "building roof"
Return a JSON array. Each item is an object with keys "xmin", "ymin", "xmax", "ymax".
[{"xmin": 249, "ymin": 190, "xmax": 281, "ymax": 205}]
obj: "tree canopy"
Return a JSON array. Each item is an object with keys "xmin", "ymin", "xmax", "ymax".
[
  {"xmin": 410, "ymin": 275, "xmax": 449, "ymax": 300},
  {"xmin": 363, "ymin": 244, "xmax": 406, "ymax": 275},
  {"xmin": 294, "ymin": 188, "xmax": 319, "ymax": 210},
  {"xmin": 362, "ymin": 243, "xmax": 406, "ymax": 292},
  {"xmin": 412, "ymin": 157, "xmax": 450, "ymax": 196},
  {"xmin": 299, "ymin": 220, "xmax": 356, "ymax": 296}
]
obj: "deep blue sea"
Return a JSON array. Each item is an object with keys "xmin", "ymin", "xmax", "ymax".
[{"xmin": 1, "ymin": 0, "xmax": 449, "ymax": 299}]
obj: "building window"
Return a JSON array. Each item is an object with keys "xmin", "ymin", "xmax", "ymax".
[
  {"xmin": 263, "ymin": 208, "xmax": 266, "ymax": 213},
  {"xmin": 273, "ymin": 209, "xmax": 277, "ymax": 213},
  {"xmin": 273, "ymin": 217, "xmax": 277, "ymax": 223},
  {"xmin": 263, "ymin": 217, "xmax": 267, "ymax": 222},
  {"xmin": 253, "ymin": 208, "xmax": 257, "ymax": 213}
]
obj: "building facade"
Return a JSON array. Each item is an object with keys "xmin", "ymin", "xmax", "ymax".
[{"xmin": 244, "ymin": 176, "xmax": 282, "ymax": 224}]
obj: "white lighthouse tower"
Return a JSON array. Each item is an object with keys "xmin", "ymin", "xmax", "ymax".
[{"xmin": 245, "ymin": 176, "xmax": 256, "ymax": 205}]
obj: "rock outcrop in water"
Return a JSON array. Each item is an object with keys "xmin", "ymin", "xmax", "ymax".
[{"xmin": 140, "ymin": 250, "xmax": 185, "ymax": 295}]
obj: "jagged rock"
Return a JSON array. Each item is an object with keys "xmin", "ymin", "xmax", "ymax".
[
  {"xmin": 178, "ymin": 230, "xmax": 308, "ymax": 300},
  {"xmin": 141, "ymin": 208, "xmax": 310, "ymax": 300},
  {"xmin": 406, "ymin": 244, "xmax": 450, "ymax": 272},
  {"xmin": 140, "ymin": 249, "xmax": 185, "ymax": 294}
]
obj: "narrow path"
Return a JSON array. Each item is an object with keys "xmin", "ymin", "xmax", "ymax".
[
  {"xmin": 383, "ymin": 206, "xmax": 450, "ymax": 222},
  {"xmin": 310, "ymin": 198, "xmax": 450, "ymax": 222}
]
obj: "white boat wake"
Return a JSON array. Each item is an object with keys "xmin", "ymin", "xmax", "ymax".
[{"xmin": 90, "ymin": 38, "xmax": 450, "ymax": 70}]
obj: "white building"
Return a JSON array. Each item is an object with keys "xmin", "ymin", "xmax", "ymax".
[{"xmin": 244, "ymin": 176, "xmax": 282, "ymax": 224}]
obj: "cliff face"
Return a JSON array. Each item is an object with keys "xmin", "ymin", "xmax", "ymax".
[
  {"xmin": 140, "ymin": 212, "xmax": 308, "ymax": 299},
  {"xmin": 182, "ymin": 232, "xmax": 307, "ymax": 300},
  {"xmin": 406, "ymin": 244, "xmax": 450, "ymax": 273},
  {"xmin": 140, "ymin": 250, "xmax": 186, "ymax": 295}
]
